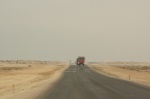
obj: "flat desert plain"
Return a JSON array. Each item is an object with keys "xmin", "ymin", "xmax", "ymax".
[
  {"xmin": 0, "ymin": 60, "xmax": 68, "ymax": 99},
  {"xmin": 89, "ymin": 62, "xmax": 150, "ymax": 87}
]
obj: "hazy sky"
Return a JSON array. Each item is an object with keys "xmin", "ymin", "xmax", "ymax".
[{"xmin": 0, "ymin": 0, "xmax": 150, "ymax": 62}]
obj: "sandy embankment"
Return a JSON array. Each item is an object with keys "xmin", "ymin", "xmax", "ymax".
[
  {"xmin": 88, "ymin": 62, "xmax": 150, "ymax": 87},
  {"xmin": 0, "ymin": 61, "xmax": 68, "ymax": 99}
]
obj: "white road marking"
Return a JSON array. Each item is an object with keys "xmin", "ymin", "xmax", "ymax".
[{"xmin": 65, "ymin": 71, "xmax": 76, "ymax": 72}]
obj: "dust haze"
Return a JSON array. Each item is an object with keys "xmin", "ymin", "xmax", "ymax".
[{"xmin": 0, "ymin": 0, "xmax": 150, "ymax": 62}]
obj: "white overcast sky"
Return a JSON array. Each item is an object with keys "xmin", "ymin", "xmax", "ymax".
[{"xmin": 0, "ymin": 0, "xmax": 150, "ymax": 62}]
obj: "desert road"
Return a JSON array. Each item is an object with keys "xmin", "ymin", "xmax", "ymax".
[{"xmin": 38, "ymin": 64, "xmax": 150, "ymax": 99}]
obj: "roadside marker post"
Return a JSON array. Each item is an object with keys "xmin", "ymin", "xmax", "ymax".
[{"xmin": 13, "ymin": 84, "xmax": 15, "ymax": 94}]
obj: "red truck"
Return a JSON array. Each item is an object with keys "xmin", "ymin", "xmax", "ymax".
[{"xmin": 76, "ymin": 56, "xmax": 85, "ymax": 65}]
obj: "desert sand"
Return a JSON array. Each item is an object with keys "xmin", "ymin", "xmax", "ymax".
[
  {"xmin": 1, "ymin": 61, "xmax": 150, "ymax": 99},
  {"xmin": 0, "ymin": 60, "xmax": 68, "ymax": 99},
  {"xmin": 88, "ymin": 62, "xmax": 150, "ymax": 87}
]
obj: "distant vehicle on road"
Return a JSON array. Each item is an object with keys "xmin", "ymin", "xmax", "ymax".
[{"xmin": 76, "ymin": 56, "xmax": 85, "ymax": 65}]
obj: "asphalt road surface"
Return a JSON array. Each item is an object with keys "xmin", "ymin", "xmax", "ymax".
[{"xmin": 38, "ymin": 64, "xmax": 150, "ymax": 99}]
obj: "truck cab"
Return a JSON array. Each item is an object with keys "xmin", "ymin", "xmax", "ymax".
[{"xmin": 76, "ymin": 56, "xmax": 85, "ymax": 65}]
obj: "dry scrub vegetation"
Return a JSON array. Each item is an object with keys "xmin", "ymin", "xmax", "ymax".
[
  {"xmin": 89, "ymin": 62, "xmax": 150, "ymax": 87},
  {"xmin": 0, "ymin": 60, "xmax": 68, "ymax": 99}
]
